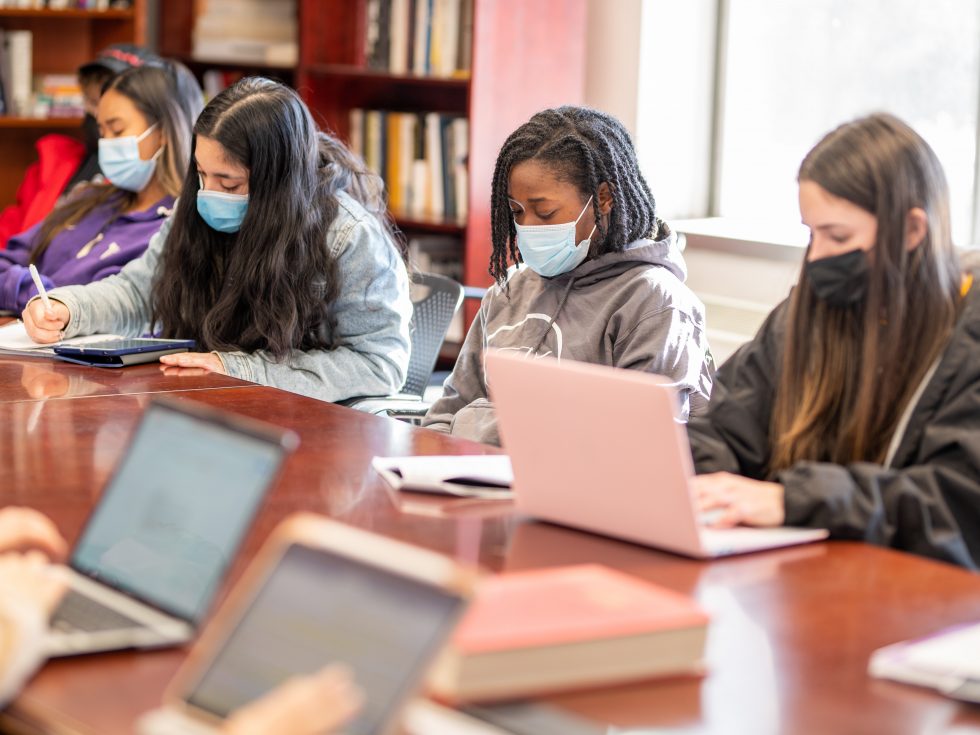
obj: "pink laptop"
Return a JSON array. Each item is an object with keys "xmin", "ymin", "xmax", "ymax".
[{"xmin": 485, "ymin": 351, "xmax": 828, "ymax": 559}]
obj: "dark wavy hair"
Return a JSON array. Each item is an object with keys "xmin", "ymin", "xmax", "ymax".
[
  {"xmin": 151, "ymin": 77, "xmax": 395, "ymax": 359},
  {"xmin": 30, "ymin": 61, "xmax": 203, "ymax": 265},
  {"xmin": 488, "ymin": 106, "xmax": 662, "ymax": 283}
]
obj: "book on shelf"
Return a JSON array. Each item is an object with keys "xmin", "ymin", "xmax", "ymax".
[
  {"xmin": 410, "ymin": 0, "xmax": 429, "ymax": 76},
  {"xmin": 350, "ymin": 107, "xmax": 468, "ymax": 226},
  {"xmin": 364, "ymin": 0, "xmax": 472, "ymax": 78},
  {"xmin": 365, "ymin": 0, "xmax": 391, "ymax": 71},
  {"xmin": 388, "ymin": 0, "xmax": 410, "ymax": 74},
  {"xmin": 34, "ymin": 74, "xmax": 84, "ymax": 117},
  {"xmin": 0, "ymin": 29, "xmax": 31, "ymax": 117},
  {"xmin": 869, "ymin": 620, "xmax": 980, "ymax": 704},
  {"xmin": 427, "ymin": 564, "xmax": 710, "ymax": 702}
]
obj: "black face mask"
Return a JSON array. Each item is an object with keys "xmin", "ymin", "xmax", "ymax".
[
  {"xmin": 804, "ymin": 248, "xmax": 870, "ymax": 307},
  {"xmin": 82, "ymin": 113, "xmax": 100, "ymax": 154}
]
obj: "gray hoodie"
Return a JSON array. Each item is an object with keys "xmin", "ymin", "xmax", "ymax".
[{"xmin": 423, "ymin": 228, "xmax": 714, "ymax": 445}]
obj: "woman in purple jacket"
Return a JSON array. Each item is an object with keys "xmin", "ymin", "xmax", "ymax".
[{"xmin": 0, "ymin": 61, "xmax": 202, "ymax": 312}]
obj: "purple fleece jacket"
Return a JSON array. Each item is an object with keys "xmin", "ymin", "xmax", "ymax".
[{"xmin": 0, "ymin": 195, "xmax": 175, "ymax": 312}]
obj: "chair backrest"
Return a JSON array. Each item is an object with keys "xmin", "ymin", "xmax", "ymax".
[{"xmin": 404, "ymin": 272, "xmax": 464, "ymax": 398}]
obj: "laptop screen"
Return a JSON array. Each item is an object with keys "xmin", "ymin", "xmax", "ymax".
[
  {"xmin": 71, "ymin": 402, "xmax": 287, "ymax": 622},
  {"xmin": 183, "ymin": 543, "xmax": 465, "ymax": 734}
]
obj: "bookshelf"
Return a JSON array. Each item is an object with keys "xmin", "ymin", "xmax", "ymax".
[
  {"xmin": 160, "ymin": 0, "xmax": 586, "ymax": 328},
  {"xmin": 0, "ymin": 1, "xmax": 145, "ymax": 207}
]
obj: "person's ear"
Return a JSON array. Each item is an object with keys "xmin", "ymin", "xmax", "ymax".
[
  {"xmin": 905, "ymin": 207, "xmax": 928, "ymax": 251},
  {"xmin": 597, "ymin": 182, "xmax": 613, "ymax": 215}
]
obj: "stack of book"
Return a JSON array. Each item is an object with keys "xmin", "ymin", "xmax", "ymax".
[
  {"xmin": 365, "ymin": 0, "xmax": 473, "ymax": 78},
  {"xmin": 349, "ymin": 108, "xmax": 468, "ymax": 224},
  {"xmin": 192, "ymin": 0, "xmax": 297, "ymax": 67},
  {"xmin": 34, "ymin": 74, "xmax": 84, "ymax": 117}
]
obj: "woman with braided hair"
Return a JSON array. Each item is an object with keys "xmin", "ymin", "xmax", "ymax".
[{"xmin": 424, "ymin": 106, "xmax": 714, "ymax": 445}]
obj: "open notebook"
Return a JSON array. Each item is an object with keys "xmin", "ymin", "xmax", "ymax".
[
  {"xmin": 0, "ymin": 321, "xmax": 119, "ymax": 358},
  {"xmin": 372, "ymin": 455, "xmax": 514, "ymax": 499}
]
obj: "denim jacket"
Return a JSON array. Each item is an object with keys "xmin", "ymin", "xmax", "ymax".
[{"xmin": 50, "ymin": 191, "xmax": 411, "ymax": 403}]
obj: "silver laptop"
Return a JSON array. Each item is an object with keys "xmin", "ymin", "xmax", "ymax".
[
  {"xmin": 486, "ymin": 351, "xmax": 828, "ymax": 559},
  {"xmin": 45, "ymin": 397, "xmax": 297, "ymax": 656},
  {"xmin": 138, "ymin": 514, "xmax": 471, "ymax": 735}
]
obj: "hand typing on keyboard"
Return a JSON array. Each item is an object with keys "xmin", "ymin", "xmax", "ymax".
[
  {"xmin": 691, "ymin": 472, "xmax": 786, "ymax": 528},
  {"xmin": 0, "ymin": 507, "xmax": 68, "ymax": 560},
  {"xmin": 0, "ymin": 552, "xmax": 67, "ymax": 620}
]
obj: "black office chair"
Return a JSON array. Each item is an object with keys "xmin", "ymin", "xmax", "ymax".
[{"xmin": 348, "ymin": 272, "xmax": 464, "ymax": 422}]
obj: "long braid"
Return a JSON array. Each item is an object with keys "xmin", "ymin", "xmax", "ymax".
[{"xmin": 488, "ymin": 106, "xmax": 658, "ymax": 283}]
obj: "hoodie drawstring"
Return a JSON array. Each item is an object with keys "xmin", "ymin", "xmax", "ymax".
[{"xmin": 530, "ymin": 275, "xmax": 578, "ymax": 356}]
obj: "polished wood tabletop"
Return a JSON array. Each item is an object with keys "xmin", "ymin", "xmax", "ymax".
[
  {"xmin": 2, "ymin": 358, "xmax": 980, "ymax": 734},
  {"xmin": 0, "ymin": 356, "xmax": 249, "ymax": 404}
]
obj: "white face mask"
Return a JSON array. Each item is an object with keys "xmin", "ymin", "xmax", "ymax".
[
  {"xmin": 513, "ymin": 196, "xmax": 597, "ymax": 277},
  {"xmin": 98, "ymin": 123, "xmax": 162, "ymax": 192}
]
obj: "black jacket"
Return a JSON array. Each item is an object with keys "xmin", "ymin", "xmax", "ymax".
[{"xmin": 688, "ymin": 274, "xmax": 980, "ymax": 569}]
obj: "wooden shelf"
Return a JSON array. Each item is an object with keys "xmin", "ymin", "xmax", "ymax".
[
  {"xmin": 305, "ymin": 64, "xmax": 469, "ymax": 88},
  {"xmin": 0, "ymin": 0, "xmax": 143, "ymax": 208},
  {"xmin": 180, "ymin": 56, "xmax": 296, "ymax": 74},
  {"xmin": 0, "ymin": 8, "xmax": 134, "ymax": 19},
  {"xmin": 303, "ymin": 67, "xmax": 468, "ymax": 117},
  {"xmin": 153, "ymin": 0, "xmax": 586, "ymax": 333},
  {"xmin": 391, "ymin": 210, "xmax": 466, "ymax": 235},
  {"xmin": 0, "ymin": 115, "xmax": 83, "ymax": 128}
]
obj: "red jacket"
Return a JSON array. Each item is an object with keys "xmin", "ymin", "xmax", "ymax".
[{"xmin": 0, "ymin": 134, "xmax": 86, "ymax": 250}]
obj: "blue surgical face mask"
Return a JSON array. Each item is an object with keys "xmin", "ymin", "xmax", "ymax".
[
  {"xmin": 514, "ymin": 196, "xmax": 597, "ymax": 278},
  {"xmin": 98, "ymin": 123, "xmax": 161, "ymax": 192},
  {"xmin": 197, "ymin": 189, "xmax": 249, "ymax": 233}
]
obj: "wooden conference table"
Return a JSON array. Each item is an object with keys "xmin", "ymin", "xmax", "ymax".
[{"xmin": 1, "ymin": 355, "xmax": 980, "ymax": 734}]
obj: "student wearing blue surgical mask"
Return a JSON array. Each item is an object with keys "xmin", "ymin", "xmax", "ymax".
[
  {"xmin": 23, "ymin": 77, "xmax": 412, "ymax": 405},
  {"xmin": 0, "ymin": 62, "xmax": 202, "ymax": 312},
  {"xmin": 423, "ymin": 106, "xmax": 714, "ymax": 445}
]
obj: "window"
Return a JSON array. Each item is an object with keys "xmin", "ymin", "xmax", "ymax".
[{"xmin": 716, "ymin": 0, "xmax": 980, "ymax": 245}]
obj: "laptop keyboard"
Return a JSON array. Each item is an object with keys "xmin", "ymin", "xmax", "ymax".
[{"xmin": 51, "ymin": 589, "xmax": 143, "ymax": 633}]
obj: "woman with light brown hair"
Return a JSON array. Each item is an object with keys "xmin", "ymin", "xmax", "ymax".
[{"xmin": 689, "ymin": 113, "xmax": 980, "ymax": 568}]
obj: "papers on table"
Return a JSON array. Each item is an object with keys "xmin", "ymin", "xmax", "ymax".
[
  {"xmin": 869, "ymin": 621, "xmax": 980, "ymax": 703},
  {"xmin": 0, "ymin": 321, "xmax": 118, "ymax": 357},
  {"xmin": 372, "ymin": 455, "xmax": 514, "ymax": 499}
]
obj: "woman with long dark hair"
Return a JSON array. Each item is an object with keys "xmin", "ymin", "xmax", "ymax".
[
  {"xmin": 0, "ymin": 61, "xmax": 202, "ymax": 311},
  {"xmin": 22, "ymin": 77, "xmax": 411, "ymax": 403},
  {"xmin": 689, "ymin": 113, "xmax": 980, "ymax": 568}
]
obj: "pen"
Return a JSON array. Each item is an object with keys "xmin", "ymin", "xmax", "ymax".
[{"xmin": 28, "ymin": 264, "xmax": 53, "ymax": 313}]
